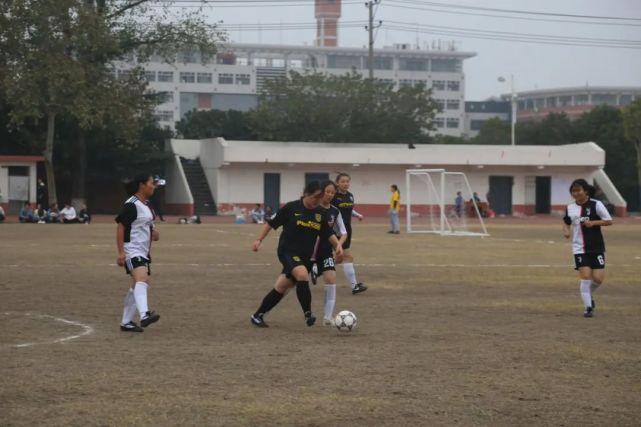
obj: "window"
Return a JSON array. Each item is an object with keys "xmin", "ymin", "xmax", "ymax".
[
  {"xmin": 559, "ymin": 95, "xmax": 572, "ymax": 107},
  {"xmin": 435, "ymin": 99, "xmax": 445, "ymax": 111},
  {"xmin": 431, "ymin": 58, "xmax": 459, "ymax": 72},
  {"xmin": 546, "ymin": 97, "xmax": 557, "ymax": 108},
  {"xmin": 157, "ymin": 91, "xmax": 174, "ymax": 103},
  {"xmin": 154, "ymin": 110, "xmax": 174, "ymax": 122},
  {"xmin": 289, "ymin": 59, "xmax": 303, "ymax": 68},
  {"xmin": 592, "ymin": 94, "xmax": 617, "ymax": 106},
  {"xmin": 179, "ymin": 51, "xmax": 199, "ymax": 63},
  {"xmin": 217, "ymin": 52, "xmax": 236, "ymax": 65},
  {"xmin": 470, "ymin": 119, "xmax": 486, "ymax": 131},
  {"xmin": 534, "ymin": 98, "xmax": 545, "ymax": 109},
  {"xmin": 272, "ymin": 58, "xmax": 285, "ymax": 68},
  {"xmin": 179, "ymin": 72, "xmax": 195, "ymax": 83},
  {"xmin": 525, "ymin": 99, "xmax": 535, "ymax": 110},
  {"xmin": 236, "ymin": 57, "xmax": 249, "ymax": 66},
  {"xmin": 218, "ymin": 73, "xmax": 234, "ymax": 84},
  {"xmin": 399, "ymin": 79, "xmax": 413, "ymax": 88},
  {"xmin": 235, "ymin": 74, "xmax": 250, "ymax": 85},
  {"xmin": 158, "ymin": 71, "xmax": 174, "ymax": 82},
  {"xmin": 518, "ymin": 101, "xmax": 526, "ymax": 111},
  {"xmin": 414, "ymin": 79, "xmax": 428, "ymax": 88},
  {"xmin": 197, "ymin": 72, "xmax": 212, "ymax": 83},
  {"xmin": 118, "ymin": 69, "xmax": 132, "ymax": 80},
  {"xmin": 574, "ymin": 94, "xmax": 589, "ymax": 105},
  {"xmin": 254, "ymin": 58, "xmax": 268, "ymax": 67},
  {"xmin": 144, "ymin": 71, "xmax": 156, "ymax": 82},
  {"xmin": 446, "ymin": 99, "xmax": 460, "ymax": 110},
  {"xmin": 620, "ymin": 95, "xmax": 633, "ymax": 106},
  {"xmin": 327, "ymin": 55, "xmax": 362, "ymax": 69},
  {"xmin": 446, "ymin": 118, "xmax": 459, "ymax": 129},
  {"xmin": 432, "ymin": 80, "xmax": 446, "ymax": 91},
  {"xmin": 447, "ymin": 80, "xmax": 460, "ymax": 91},
  {"xmin": 375, "ymin": 78, "xmax": 394, "ymax": 87},
  {"xmin": 434, "ymin": 117, "xmax": 445, "ymax": 128},
  {"xmin": 399, "ymin": 58, "xmax": 428, "ymax": 71},
  {"xmin": 365, "ymin": 56, "xmax": 393, "ymax": 70}
]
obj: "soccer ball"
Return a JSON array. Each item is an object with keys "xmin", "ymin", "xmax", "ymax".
[{"xmin": 334, "ymin": 310, "xmax": 357, "ymax": 332}]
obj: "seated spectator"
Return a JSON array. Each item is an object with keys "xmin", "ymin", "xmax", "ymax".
[
  {"xmin": 48, "ymin": 203, "xmax": 60, "ymax": 223},
  {"xmin": 79, "ymin": 204, "xmax": 91, "ymax": 224},
  {"xmin": 60, "ymin": 203, "xmax": 79, "ymax": 223},
  {"xmin": 264, "ymin": 205, "xmax": 274, "ymax": 220},
  {"xmin": 250, "ymin": 204, "xmax": 265, "ymax": 224},
  {"xmin": 34, "ymin": 203, "xmax": 48, "ymax": 223},
  {"xmin": 19, "ymin": 202, "xmax": 37, "ymax": 223},
  {"xmin": 0, "ymin": 205, "xmax": 5, "ymax": 223}
]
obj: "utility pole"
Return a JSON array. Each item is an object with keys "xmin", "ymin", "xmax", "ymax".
[{"xmin": 365, "ymin": 0, "xmax": 381, "ymax": 80}]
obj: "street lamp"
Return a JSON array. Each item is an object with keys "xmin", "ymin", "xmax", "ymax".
[{"xmin": 498, "ymin": 75, "xmax": 516, "ymax": 146}]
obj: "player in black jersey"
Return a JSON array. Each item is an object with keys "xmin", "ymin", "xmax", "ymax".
[
  {"xmin": 562, "ymin": 179, "xmax": 613, "ymax": 318},
  {"xmin": 332, "ymin": 173, "xmax": 367, "ymax": 294},
  {"xmin": 250, "ymin": 181, "xmax": 344, "ymax": 328},
  {"xmin": 312, "ymin": 180, "xmax": 348, "ymax": 325}
]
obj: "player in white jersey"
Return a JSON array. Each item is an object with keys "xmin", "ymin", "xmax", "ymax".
[
  {"xmin": 562, "ymin": 179, "xmax": 613, "ymax": 318},
  {"xmin": 311, "ymin": 180, "xmax": 348, "ymax": 325},
  {"xmin": 116, "ymin": 174, "xmax": 161, "ymax": 332}
]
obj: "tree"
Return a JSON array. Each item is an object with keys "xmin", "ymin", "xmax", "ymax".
[
  {"xmin": 250, "ymin": 71, "xmax": 438, "ymax": 144},
  {"xmin": 0, "ymin": 0, "xmax": 223, "ymax": 206},
  {"xmin": 622, "ymin": 99, "xmax": 641, "ymax": 209},
  {"xmin": 176, "ymin": 109, "xmax": 255, "ymax": 140},
  {"xmin": 473, "ymin": 118, "xmax": 510, "ymax": 145}
]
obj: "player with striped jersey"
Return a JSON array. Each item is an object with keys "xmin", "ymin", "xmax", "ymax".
[
  {"xmin": 116, "ymin": 174, "xmax": 161, "ymax": 332},
  {"xmin": 562, "ymin": 179, "xmax": 613, "ymax": 318}
]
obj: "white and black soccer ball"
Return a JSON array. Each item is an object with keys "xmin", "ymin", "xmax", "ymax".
[{"xmin": 334, "ymin": 310, "xmax": 357, "ymax": 332}]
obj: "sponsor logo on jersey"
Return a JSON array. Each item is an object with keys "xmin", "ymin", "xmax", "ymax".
[
  {"xmin": 293, "ymin": 256, "xmax": 301, "ymax": 262},
  {"xmin": 315, "ymin": 213, "xmax": 322, "ymax": 222},
  {"xmin": 296, "ymin": 220, "xmax": 321, "ymax": 231}
]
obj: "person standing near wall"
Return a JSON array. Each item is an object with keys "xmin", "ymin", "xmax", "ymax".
[{"xmin": 388, "ymin": 185, "xmax": 401, "ymax": 234}]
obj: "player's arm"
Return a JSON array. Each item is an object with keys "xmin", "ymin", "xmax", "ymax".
[
  {"xmin": 116, "ymin": 223, "xmax": 126, "ymax": 266},
  {"xmin": 252, "ymin": 223, "xmax": 272, "ymax": 251},
  {"xmin": 352, "ymin": 209, "xmax": 364, "ymax": 221},
  {"xmin": 335, "ymin": 212, "xmax": 348, "ymax": 245},
  {"xmin": 585, "ymin": 202, "xmax": 613, "ymax": 228},
  {"xmin": 562, "ymin": 209, "xmax": 571, "ymax": 239},
  {"xmin": 328, "ymin": 234, "xmax": 343, "ymax": 258}
]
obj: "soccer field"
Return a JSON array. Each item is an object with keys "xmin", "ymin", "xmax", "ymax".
[{"xmin": 1, "ymin": 220, "xmax": 641, "ymax": 426}]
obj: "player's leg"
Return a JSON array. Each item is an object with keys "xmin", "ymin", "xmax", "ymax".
[
  {"xmin": 251, "ymin": 274, "xmax": 294, "ymax": 327},
  {"xmin": 577, "ymin": 266, "xmax": 594, "ymax": 317},
  {"xmin": 322, "ymin": 267, "xmax": 337, "ymax": 325},
  {"xmin": 590, "ymin": 254, "xmax": 606, "ymax": 310},
  {"xmin": 120, "ymin": 276, "xmax": 142, "ymax": 332},
  {"xmin": 290, "ymin": 265, "xmax": 316, "ymax": 326},
  {"xmin": 130, "ymin": 261, "xmax": 160, "ymax": 327},
  {"xmin": 342, "ymin": 248, "xmax": 367, "ymax": 294}
]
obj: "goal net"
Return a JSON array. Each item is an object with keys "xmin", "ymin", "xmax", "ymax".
[{"xmin": 405, "ymin": 169, "xmax": 488, "ymax": 236}]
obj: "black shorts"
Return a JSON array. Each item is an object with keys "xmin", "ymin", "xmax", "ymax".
[
  {"xmin": 316, "ymin": 251, "xmax": 336, "ymax": 273},
  {"xmin": 574, "ymin": 253, "xmax": 605, "ymax": 270},
  {"xmin": 125, "ymin": 256, "xmax": 151, "ymax": 275},
  {"xmin": 278, "ymin": 252, "xmax": 312, "ymax": 278}
]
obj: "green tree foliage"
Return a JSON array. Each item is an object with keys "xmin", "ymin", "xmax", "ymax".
[
  {"xmin": 0, "ymin": 0, "xmax": 223, "ymax": 205},
  {"xmin": 250, "ymin": 71, "xmax": 438, "ymax": 143},
  {"xmin": 621, "ymin": 99, "xmax": 641, "ymax": 209},
  {"xmin": 473, "ymin": 118, "xmax": 510, "ymax": 145},
  {"xmin": 176, "ymin": 110, "xmax": 254, "ymax": 140}
]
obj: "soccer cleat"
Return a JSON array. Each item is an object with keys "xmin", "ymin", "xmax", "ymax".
[
  {"xmin": 323, "ymin": 318, "xmax": 335, "ymax": 326},
  {"xmin": 120, "ymin": 321, "xmax": 144, "ymax": 332},
  {"xmin": 140, "ymin": 311, "xmax": 160, "ymax": 327},
  {"xmin": 310, "ymin": 263, "xmax": 319, "ymax": 285},
  {"xmin": 352, "ymin": 283, "xmax": 368, "ymax": 294},
  {"xmin": 387, "ymin": 230, "xmax": 395, "ymax": 234},
  {"xmin": 250, "ymin": 314, "xmax": 269, "ymax": 328},
  {"xmin": 584, "ymin": 307, "xmax": 594, "ymax": 318},
  {"xmin": 305, "ymin": 311, "xmax": 316, "ymax": 327},
  {"xmin": 591, "ymin": 299, "xmax": 596, "ymax": 309}
]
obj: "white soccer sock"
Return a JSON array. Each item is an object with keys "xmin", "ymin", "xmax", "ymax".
[
  {"xmin": 580, "ymin": 279, "xmax": 592, "ymax": 308},
  {"xmin": 591, "ymin": 281, "xmax": 601, "ymax": 293},
  {"xmin": 343, "ymin": 263, "xmax": 358, "ymax": 289},
  {"xmin": 133, "ymin": 282, "xmax": 149, "ymax": 318},
  {"xmin": 324, "ymin": 284, "xmax": 336, "ymax": 320},
  {"xmin": 121, "ymin": 289, "xmax": 137, "ymax": 325}
]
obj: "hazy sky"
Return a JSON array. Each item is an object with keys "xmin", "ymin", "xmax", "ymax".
[{"xmin": 194, "ymin": 0, "xmax": 641, "ymax": 99}]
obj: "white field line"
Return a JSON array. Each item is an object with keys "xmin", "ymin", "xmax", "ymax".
[{"xmin": 2, "ymin": 312, "xmax": 94, "ymax": 349}]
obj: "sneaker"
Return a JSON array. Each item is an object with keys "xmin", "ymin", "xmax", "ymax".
[
  {"xmin": 387, "ymin": 230, "xmax": 395, "ymax": 234},
  {"xmin": 250, "ymin": 314, "xmax": 269, "ymax": 328},
  {"xmin": 140, "ymin": 311, "xmax": 160, "ymax": 327},
  {"xmin": 323, "ymin": 318, "xmax": 335, "ymax": 326},
  {"xmin": 584, "ymin": 307, "xmax": 594, "ymax": 318},
  {"xmin": 352, "ymin": 283, "xmax": 368, "ymax": 294},
  {"xmin": 310, "ymin": 263, "xmax": 319, "ymax": 285},
  {"xmin": 305, "ymin": 311, "xmax": 316, "ymax": 327},
  {"xmin": 120, "ymin": 321, "xmax": 144, "ymax": 332}
]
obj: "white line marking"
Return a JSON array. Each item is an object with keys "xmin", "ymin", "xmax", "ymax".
[{"xmin": 2, "ymin": 312, "xmax": 94, "ymax": 349}]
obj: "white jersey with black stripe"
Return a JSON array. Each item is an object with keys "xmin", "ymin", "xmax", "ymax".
[
  {"xmin": 564, "ymin": 198, "xmax": 611, "ymax": 255},
  {"xmin": 115, "ymin": 196, "xmax": 155, "ymax": 260}
]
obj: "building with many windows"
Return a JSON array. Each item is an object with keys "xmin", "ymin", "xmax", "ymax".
[
  {"xmin": 112, "ymin": 42, "xmax": 476, "ymax": 137},
  {"xmin": 463, "ymin": 100, "xmax": 511, "ymax": 138},
  {"xmin": 505, "ymin": 86, "xmax": 641, "ymax": 122}
]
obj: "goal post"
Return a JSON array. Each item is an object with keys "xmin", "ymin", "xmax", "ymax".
[{"xmin": 405, "ymin": 169, "xmax": 489, "ymax": 236}]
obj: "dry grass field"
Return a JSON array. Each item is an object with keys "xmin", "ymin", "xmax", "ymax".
[{"xmin": 1, "ymin": 218, "xmax": 641, "ymax": 426}]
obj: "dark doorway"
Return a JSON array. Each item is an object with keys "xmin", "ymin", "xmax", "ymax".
[
  {"xmin": 305, "ymin": 172, "xmax": 329, "ymax": 185},
  {"xmin": 263, "ymin": 173, "xmax": 280, "ymax": 212},
  {"xmin": 535, "ymin": 176, "xmax": 551, "ymax": 214},
  {"xmin": 488, "ymin": 176, "xmax": 513, "ymax": 215}
]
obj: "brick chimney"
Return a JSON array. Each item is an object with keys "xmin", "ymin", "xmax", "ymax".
[{"xmin": 315, "ymin": 0, "xmax": 341, "ymax": 47}]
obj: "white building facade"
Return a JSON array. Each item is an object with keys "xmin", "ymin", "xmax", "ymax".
[
  {"xmin": 112, "ymin": 43, "xmax": 475, "ymax": 137},
  {"xmin": 165, "ymin": 138, "xmax": 627, "ymax": 217}
]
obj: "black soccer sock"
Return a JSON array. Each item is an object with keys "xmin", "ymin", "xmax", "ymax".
[
  {"xmin": 254, "ymin": 289, "xmax": 284, "ymax": 317},
  {"xmin": 295, "ymin": 281, "xmax": 312, "ymax": 315}
]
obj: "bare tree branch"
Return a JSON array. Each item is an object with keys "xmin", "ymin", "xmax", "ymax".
[{"xmin": 107, "ymin": 0, "xmax": 152, "ymax": 19}]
